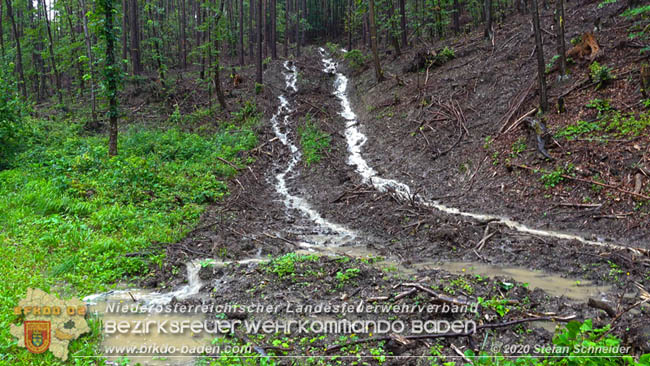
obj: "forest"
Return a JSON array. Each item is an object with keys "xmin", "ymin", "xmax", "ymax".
[{"xmin": 1, "ymin": 0, "xmax": 650, "ymax": 364}]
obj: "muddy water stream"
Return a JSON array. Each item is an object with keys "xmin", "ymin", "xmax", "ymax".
[
  {"xmin": 318, "ymin": 48, "xmax": 640, "ymax": 254},
  {"xmin": 83, "ymin": 53, "xmax": 617, "ymax": 364}
]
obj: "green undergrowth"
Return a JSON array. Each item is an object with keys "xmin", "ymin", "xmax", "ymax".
[
  {"xmin": 298, "ymin": 115, "xmax": 331, "ymax": 166},
  {"xmin": 0, "ymin": 108, "xmax": 258, "ymax": 364},
  {"xmin": 556, "ymin": 99, "xmax": 650, "ymax": 140}
]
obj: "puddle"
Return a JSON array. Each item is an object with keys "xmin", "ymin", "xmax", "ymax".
[
  {"xmin": 268, "ymin": 60, "xmax": 356, "ymax": 245},
  {"xmin": 83, "ymin": 258, "xmax": 262, "ymax": 365},
  {"xmin": 318, "ymin": 48, "xmax": 645, "ymax": 256},
  {"xmin": 413, "ymin": 261, "xmax": 610, "ymax": 301},
  {"xmin": 87, "ymin": 291, "xmax": 213, "ymax": 366}
]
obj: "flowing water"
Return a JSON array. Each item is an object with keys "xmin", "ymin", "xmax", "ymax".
[
  {"xmin": 318, "ymin": 47, "xmax": 639, "ymax": 254},
  {"xmin": 268, "ymin": 60, "xmax": 356, "ymax": 246},
  {"xmin": 83, "ymin": 52, "xmax": 621, "ymax": 363}
]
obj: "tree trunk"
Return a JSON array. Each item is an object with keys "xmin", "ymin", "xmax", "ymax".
[
  {"xmin": 122, "ymin": 0, "xmax": 128, "ymax": 71},
  {"xmin": 256, "ymin": 0, "xmax": 263, "ymax": 84},
  {"xmin": 239, "ymin": 0, "xmax": 244, "ymax": 64},
  {"xmin": 368, "ymin": 0, "xmax": 383, "ymax": 82},
  {"xmin": 0, "ymin": 0, "xmax": 5, "ymax": 58},
  {"xmin": 452, "ymin": 0, "xmax": 460, "ymax": 33},
  {"xmin": 284, "ymin": 0, "xmax": 289, "ymax": 57},
  {"xmin": 129, "ymin": 0, "xmax": 142, "ymax": 74},
  {"xmin": 531, "ymin": 0, "xmax": 548, "ymax": 112},
  {"xmin": 555, "ymin": 0, "xmax": 567, "ymax": 79},
  {"xmin": 484, "ymin": 0, "xmax": 493, "ymax": 40},
  {"xmin": 79, "ymin": 0, "xmax": 97, "ymax": 127},
  {"xmin": 214, "ymin": 0, "xmax": 227, "ymax": 109},
  {"xmin": 249, "ymin": 0, "xmax": 255, "ymax": 61},
  {"xmin": 387, "ymin": 0, "xmax": 401, "ymax": 55},
  {"xmin": 102, "ymin": 0, "xmax": 119, "ymax": 156},
  {"xmin": 181, "ymin": 0, "xmax": 187, "ymax": 68},
  {"xmin": 399, "ymin": 0, "xmax": 407, "ymax": 47},
  {"xmin": 40, "ymin": 0, "xmax": 63, "ymax": 105},
  {"xmin": 295, "ymin": 0, "xmax": 300, "ymax": 57},
  {"xmin": 347, "ymin": 0, "xmax": 352, "ymax": 50},
  {"xmin": 4, "ymin": 0, "xmax": 26, "ymax": 97},
  {"xmin": 271, "ymin": 0, "xmax": 277, "ymax": 59},
  {"xmin": 64, "ymin": 3, "xmax": 85, "ymax": 95}
]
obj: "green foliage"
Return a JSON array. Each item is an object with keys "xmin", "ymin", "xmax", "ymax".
[
  {"xmin": 298, "ymin": 115, "xmax": 331, "ymax": 166},
  {"xmin": 255, "ymin": 83, "xmax": 264, "ymax": 95},
  {"xmin": 0, "ymin": 119, "xmax": 257, "ymax": 363},
  {"xmin": 335, "ymin": 268, "xmax": 361, "ymax": 287},
  {"xmin": 586, "ymin": 98, "xmax": 613, "ymax": 117},
  {"xmin": 510, "ymin": 138, "xmax": 527, "ymax": 157},
  {"xmin": 540, "ymin": 163, "xmax": 575, "ymax": 188},
  {"xmin": 455, "ymin": 320, "xmax": 647, "ymax": 366},
  {"xmin": 621, "ymin": 5, "xmax": 650, "ymax": 54},
  {"xmin": 589, "ymin": 61, "xmax": 614, "ymax": 90},
  {"xmin": 434, "ymin": 46, "xmax": 456, "ymax": 64},
  {"xmin": 343, "ymin": 49, "xmax": 368, "ymax": 71},
  {"xmin": 326, "ymin": 42, "xmax": 340, "ymax": 56},
  {"xmin": 265, "ymin": 253, "xmax": 318, "ymax": 279},
  {"xmin": 546, "ymin": 55, "xmax": 560, "ymax": 74},
  {"xmin": 0, "ymin": 68, "xmax": 26, "ymax": 168}
]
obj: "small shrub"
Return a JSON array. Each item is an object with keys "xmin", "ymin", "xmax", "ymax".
[
  {"xmin": 343, "ymin": 49, "xmax": 367, "ymax": 71},
  {"xmin": 589, "ymin": 61, "xmax": 614, "ymax": 89}
]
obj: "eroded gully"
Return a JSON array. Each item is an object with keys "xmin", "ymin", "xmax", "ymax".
[{"xmin": 83, "ymin": 50, "xmax": 631, "ymax": 364}]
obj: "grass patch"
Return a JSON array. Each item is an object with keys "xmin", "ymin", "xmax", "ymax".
[
  {"xmin": 298, "ymin": 115, "xmax": 331, "ymax": 166},
  {"xmin": 0, "ymin": 108, "xmax": 258, "ymax": 363}
]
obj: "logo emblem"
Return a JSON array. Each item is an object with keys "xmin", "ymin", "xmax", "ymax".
[{"xmin": 24, "ymin": 321, "xmax": 51, "ymax": 354}]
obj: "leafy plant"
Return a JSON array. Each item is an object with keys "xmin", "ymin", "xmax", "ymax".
[
  {"xmin": 590, "ymin": 61, "xmax": 615, "ymax": 90},
  {"xmin": 335, "ymin": 268, "xmax": 361, "ymax": 288},
  {"xmin": 298, "ymin": 115, "xmax": 331, "ymax": 166},
  {"xmin": 343, "ymin": 49, "xmax": 368, "ymax": 71},
  {"xmin": 0, "ymin": 67, "xmax": 26, "ymax": 169},
  {"xmin": 540, "ymin": 163, "xmax": 575, "ymax": 188},
  {"xmin": 265, "ymin": 253, "xmax": 318, "ymax": 279}
]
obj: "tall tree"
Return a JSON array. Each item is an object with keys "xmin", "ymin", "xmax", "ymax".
[
  {"xmin": 284, "ymin": 0, "xmax": 289, "ymax": 57},
  {"xmin": 399, "ymin": 0, "xmax": 407, "ymax": 47},
  {"xmin": 4, "ymin": 0, "xmax": 26, "ymax": 97},
  {"xmin": 249, "ymin": 0, "xmax": 254, "ymax": 61},
  {"xmin": 239, "ymin": 0, "xmax": 244, "ymax": 65},
  {"xmin": 121, "ymin": 0, "xmax": 128, "ymax": 70},
  {"xmin": 80, "ymin": 0, "xmax": 97, "ymax": 127},
  {"xmin": 295, "ymin": 0, "xmax": 300, "ymax": 57},
  {"xmin": 531, "ymin": 0, "xmax": 548, "ymax": 112},
  {"xmin": 97, "ymin": 0, "xmax": 120, "ymax": 155},
  {"xmin": 387, "ymin": 0, "xmax": 401, "ymax": 55},
  {"xmin": 270, "ymin": 0, "xmax": 277, "ymax": 59},
  {"xmin": 256, "ymin": 0, "xmax": 263, "ymax": 84},
  {"xmin": 39, "ymin": 0, "xmax": 63, "ymax": 104},
  {"xmin": 368, "ymin": 0, "xmax": 383, "ymax": 82},
  {"xmin": 0, "ymin": 0, "xmax": 5, "ymax": 58},
  {"xmin": 129, "ymin": 0, "xmax": 142, "ymax": 74},
  {"xmin": 180, "ymin": 0, "xmax": 187, "ymax": 68},
  {"xmin": 485, "ymin": 0, "xmax": 493, "ymax": 40},
  {"xmin": 555, "ymin": 0, "xmax": 567, "ymax": 79},
  {"xmin": 213, "ymin": 0, "xmax": 227, "ymax": 108}
]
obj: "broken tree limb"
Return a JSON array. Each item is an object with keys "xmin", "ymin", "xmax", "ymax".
[
  {"xmin": 588, "ymin": 298, "xmax": 616, "ymax": 317},
  {"xmin": 498, "ymin": 78, "xmax": 536, "ymax": 135}
]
